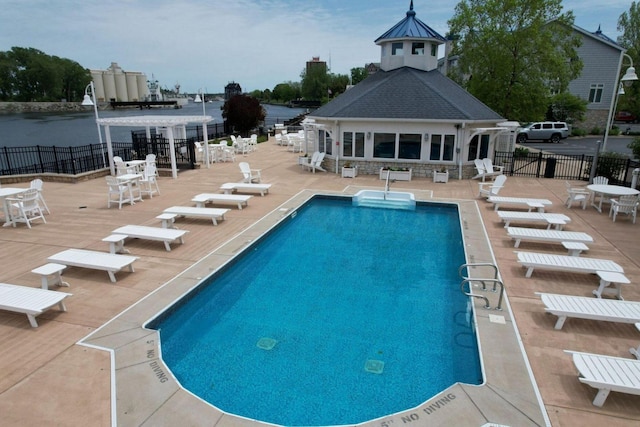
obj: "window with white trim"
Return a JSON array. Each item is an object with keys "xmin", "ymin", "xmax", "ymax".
[
  {"xmin": 588, "ymin": 84, "xmax": 603, "ymax": 103},
  {"xmin": 342, "ymin": 132, "xmax": 365, "ymax": 158},
  {"xmin": 391, "ymin": 43, "xmax": 403, "ymax": 56},
  {"xmin": 467, "ymin": 134, "xmax": 490, "ymax": 161},
  {"xmin": 429, "ymin": 134, "xmax": 455, "ymax": 161},
  {"xmin": 373, "ymin": 133, "xmax": 396, "ymax": 158}
]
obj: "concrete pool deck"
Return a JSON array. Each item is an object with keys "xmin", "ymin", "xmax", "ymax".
[{"xmin": 1, "ymin": 139, "xmax": 639, "ymax": 426}]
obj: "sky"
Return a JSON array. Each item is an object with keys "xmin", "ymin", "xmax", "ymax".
[{"xmin": 0, "ymin": 0, "xmax": 633, "ymax": 94}]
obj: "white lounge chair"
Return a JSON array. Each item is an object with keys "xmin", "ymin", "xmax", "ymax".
[
  {"xmin": 478, "ymin": 174, "xmax": 506, "ymax": 197},
  {"xmin": 219, "ymin": 182, "xmax": 271, "ymax": 196},
  {"xmin": 192, "ymin": 193, "xmax": 252, "ymax": 210},
  {"xmin": 565, "ymin": 350, "xmax": 640, "ymax": 407},
  {"xmin": 609, "ymin": 194, "xmax": 639, "ymax": 224},
  {"xmin": 0, "ymin": 282, "xmax": 72, "ymax": 327},
  {"xmin": 239, "ymin": 162, "xmax": 261, "ymax": 183},
  {"xmin": 488, "ymin": 196, "xmax": 553, "ymax": 212},
  {"xmin": 565, "ymin": 181, "xmax": 590, "ymax": 209},
  {"xmin": 163, "ymin": 206, "xmax": 229, "ymax": 226},
  {"xmin": 515, "ymin": 251, "xmax": 623, "ymax": 278},
  {"xmin": 497, "ymin": 211, "xmax": 571, "ymax": 229},
  {"xmin": 111, "ymin": 225, "xmax": 188, "ymax": 252},
  {"xmin": 538, "ymin": 292, "xmax": 640, "ymax": 330},
  {"xmin": 506, "ymin": 227, "xmax": 593, "ymax": 248},
  {"xmin": 47, "ymin": 249, "xmax": 139, "ymax": 283}
]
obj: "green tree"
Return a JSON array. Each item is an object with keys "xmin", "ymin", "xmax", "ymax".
[
  {"xmin": 350, "ymin": 67, "xmax": 368, "ymax": 85},
  {"xmin": 327, "ymin": 73, "xmax": 350, "ymax": 99},
  {"xmin": 617, "ymin": 2, "xmax": 640, "ymax": 117},
  {"xmin": 447, "ymin": 0, "xmax": 582, "ymax": 122},
  {"xmin": 271, "ymin": 82, "xmax": 300, "ymax": 103},
  {"xmin": 546, "ymin": 92, "xmax": 587, "ymax": 122},
  {"xmin": 222, "ymin": 94, "xmax": 266, "ymax": 136},
  {"xmin": 0, "ymin": 47, "xmax": 89, "ymax": 101}
]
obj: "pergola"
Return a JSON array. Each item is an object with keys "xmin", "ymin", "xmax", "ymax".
[{"xmin": 96, "ymin": 115, "xmax": 214, "ymax": 178}]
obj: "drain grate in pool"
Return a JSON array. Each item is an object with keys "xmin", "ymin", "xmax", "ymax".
[
  {"xmin": 364, "ymin": 359, "xmax": 384, "ymax": 374},
  {"xmin": 257, "ymin": 337, "xmax": 277, "ymax": 350}
]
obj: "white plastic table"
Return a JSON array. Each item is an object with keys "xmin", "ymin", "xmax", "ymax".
[
  {"xmin": 587, "ymin": 184, "xmax": 640, "ymax": 213},
  {"xmin": 0, "ymin": 187, "xmax": 27, "ymax": 227}
]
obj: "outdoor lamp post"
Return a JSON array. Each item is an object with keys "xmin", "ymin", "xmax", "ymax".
[
  {"xmin": 81, "ymin": 81, "xmax": 107, "ymax": 168},
  {"xmin": 602, "ymin": 53, "xmax": 638, "ymax": 152}
]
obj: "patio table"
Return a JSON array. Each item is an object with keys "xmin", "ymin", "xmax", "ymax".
[{"xmin": 586, "ymin": 184, "xmax": 640, "ymax": 213}]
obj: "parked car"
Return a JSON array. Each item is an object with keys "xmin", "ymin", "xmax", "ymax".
[
  {"xmin": 517, "ymin": 122, "xmax": 570, "ymax": 143},
  {"xmin": 614, "ymin": 111, "xmax": 637, "ymax": 123}
]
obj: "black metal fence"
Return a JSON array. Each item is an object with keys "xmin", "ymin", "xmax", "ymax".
[
  {"xmin": 495, "ymin": 151, "xmax": 640, "ymax": 187},
  {"xmin": 3, "ymin": 143, "xmax": 639, "ymax": 188},
  {"xmin": 0, "ymin": 138, "xmax": 198, "ymax": 176}
]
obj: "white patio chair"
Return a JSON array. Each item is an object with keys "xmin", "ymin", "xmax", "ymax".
[
  {"xmin": 145, "ymin": 153, "xmax": 158, "ymax": 175},
  {"xmin": 30, "ymin": 178, "xmax": 51, "ymax": 214},
  {"xmin": 7, "ymin": 188, "xmax": 46, "ymax": 228},
  {"xmin": 478, "ymin": 174, "xmax": 507, "ymax": 198},
  {"xmin": 114, "ymin": 159, "xmax": 133, "ymax": 175},
  {"xmin": 564, "ymin": 181, "xmax": 589, "ymax": 209},
  {"xmin": 139, "ymin": 163, "xmax": 160, "ymax": 199},
  {"xmin": 106, "ymin": 176, "xmax": 130, "ymax": 209},
  {"xmin": 239, "ymin": 162, "xmax": 261, "ymax": 183},
  {"xmin": 593, "ymin": 176, "xmax": 609, "ymax": 185},
  {"xmin": 609, "ymin": 194, "xmax": 639, "ymax": 223}
]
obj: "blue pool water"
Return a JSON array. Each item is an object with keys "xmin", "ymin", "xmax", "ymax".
[{"xmin": 150, "ymin": 196, "xmax": 482, "ymax": 426}]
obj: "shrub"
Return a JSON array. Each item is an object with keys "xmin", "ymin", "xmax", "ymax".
[
  {"xmin": 514, "ymin": 147, "xmax": 529, "ymax": 158},
  {"xmin": 628, "ymin": 137, "xmax": 640, "ymax": 159},
  {"xmin": 589, "ymin": 126, "xmax": 602, "ymax": 135},
  {"xmin": 571, "ymin": 128, "xmax": 587, "ymax": 137}
]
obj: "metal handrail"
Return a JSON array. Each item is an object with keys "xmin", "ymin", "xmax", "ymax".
[{"xmin": 458, "ymin": 263, "xmax": 505, "ymax": 310}]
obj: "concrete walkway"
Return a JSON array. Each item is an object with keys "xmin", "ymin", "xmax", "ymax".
[{"xmin": 0, "ymin": 139, "xmax": 639, "ymax": 426}]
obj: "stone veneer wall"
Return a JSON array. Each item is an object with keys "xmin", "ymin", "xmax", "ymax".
[
  {"xmin": 324, "ymin": 159, "xmax": 479, "ymax": 180},
  {"xmin": 0, "ymin": 102, "xmax": 88, "ymax": 113}
]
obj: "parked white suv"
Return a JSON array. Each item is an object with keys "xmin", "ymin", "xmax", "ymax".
[{"xmin": 517, "ymin": 122, "xmax": 570, "ymax": 143}]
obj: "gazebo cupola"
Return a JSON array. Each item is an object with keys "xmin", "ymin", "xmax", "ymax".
[{"xmin": 375, "ymin": 1, "xmax": 446, "ymax": 72}]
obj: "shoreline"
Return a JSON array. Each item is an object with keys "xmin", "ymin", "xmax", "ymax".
[{"xmin": 0, "ymin": 101, "xmax": 88, "ymax": 114}]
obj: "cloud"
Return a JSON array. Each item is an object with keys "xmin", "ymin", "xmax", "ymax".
[{"xmin": 0, "ymin": 0, "xmax": 629, "ymax": 92}]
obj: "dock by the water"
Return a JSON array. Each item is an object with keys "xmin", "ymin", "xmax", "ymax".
[{"xmin": 110, "ymin": 100, "xmax": 181, "ymax": 109}]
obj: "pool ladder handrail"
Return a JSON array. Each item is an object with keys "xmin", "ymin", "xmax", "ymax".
[{"xmin": 458, "ymin": 263, "xmax": 505, "ymax": 311}]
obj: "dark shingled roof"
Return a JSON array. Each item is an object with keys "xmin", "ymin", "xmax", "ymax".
[{"xmin": 311, "ymin": 67, "xmax": 504, "ymax": 121}]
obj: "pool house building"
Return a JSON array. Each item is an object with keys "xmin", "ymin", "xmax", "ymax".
[{"xmin": 306, "ymin": 1, "xmax": 518, "ymax": 180}]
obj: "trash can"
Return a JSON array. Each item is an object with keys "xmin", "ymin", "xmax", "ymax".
[{"xmin": 544, "ymin": 157, "xmax": 556, "ymax": 178}]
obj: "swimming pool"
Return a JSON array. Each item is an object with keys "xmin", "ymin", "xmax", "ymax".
[{"xmin": 149, "ymin": 195, "xmax": 482, "ymax": 426}]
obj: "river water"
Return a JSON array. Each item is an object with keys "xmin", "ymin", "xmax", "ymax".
[{"xmin": 0, "ymin": 101, "xmax": 306, "ymax": 148}]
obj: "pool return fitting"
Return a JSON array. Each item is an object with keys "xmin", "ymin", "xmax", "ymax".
[{"xmin": 458, "ymin": 263, "xmax": 505, "ymax": 310}]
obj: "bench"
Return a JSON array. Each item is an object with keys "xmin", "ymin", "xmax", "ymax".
[
  {"xmin": 163, "ymin": 206, "xmax": 229, "ymax": 226},
  {"xmin": 111, "ymin": 225, "xmax": 188, "ymax": 252},
  {"xmin": 0, "ymin": 282, "xmax": 72, "ymax": 327},
  {"xmin": 48, "ymin": 249, "xmax": 139, "ymax": 283},
  {"xmin": 219, "ymin": 182, "xmax": 272, "ymax": 196},
  {"xmin": 192, "ymin": 193, "xmax": 252, "ymax": 210}
]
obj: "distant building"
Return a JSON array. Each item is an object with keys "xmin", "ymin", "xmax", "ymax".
[
  {"xmin": 307, "ymin": 1, "xmax": 514, "ymax": 179},
  {"xmin": 225, "ymin": 82, "xmax": 242, "ymax": 101},
  {"xmin": 306, "ymin": 57, "xmax": 327, "ymax": 75},
  {"xmin": 365, "ymin": 63, "xmax": 381, "ymax": 75},
  {"xmin": 90, "ymin": 62, "xmax": 148, "ymax": 102}
]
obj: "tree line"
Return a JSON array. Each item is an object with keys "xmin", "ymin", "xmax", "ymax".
[{"xmin": 0, "ymin": 47, "xmax": 90, "ymax": 102}]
